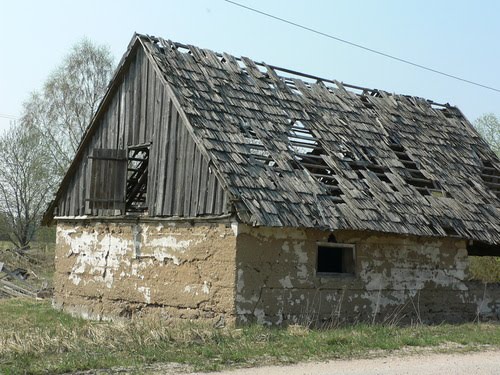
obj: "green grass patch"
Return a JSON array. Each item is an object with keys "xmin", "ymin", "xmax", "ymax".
[
  {"xmin": 469, "ymin": 256, "xmax": 500, "ymax": 282},
  {"xmin": 1, "ymin": 299, "xmax": 500, "ymax": 374}
]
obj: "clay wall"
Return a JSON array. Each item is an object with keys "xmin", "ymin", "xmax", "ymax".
[
  {"xmin": 235, "ymin": 225, "xmax": 500, "ymax": 325},
  {"xmin": 54, "ymin": 219, "xmax": 237, "ymax": 324},
  {"xmin": 54, "ymin": 220, "xmax": 500, "ymax": 325}
]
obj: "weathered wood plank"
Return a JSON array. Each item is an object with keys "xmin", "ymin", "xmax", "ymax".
[
  {"xmin": 190, "ymin": 148, "xmax": 202, "ymax": 216},
  {"xmin": 163, "ymin": 103, "xmax": 178, "ymax": 215},
  {"xmin": 174, "ymin": 113, "xmax": 188, "ymax": 216},
  {"xmin": 155, "ymin": 97, "xmax": 171, "ymax": 216}
]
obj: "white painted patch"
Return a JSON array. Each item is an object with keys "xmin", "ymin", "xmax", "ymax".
[
  {"xmin": 253, "ymin": 308, "xmax": 267, "ymax": 324},
  {"xmin": 293, "ymin": 242, "xmax": 307, "ymax": 263},
  {"xmin": 231, "ymin": 222, "xmax": 239, "ymax": 237},
  {"xmin": 281, "ymin": 242, "xmax": 290, "ymax": 253},
  {"xmin": 138, "ymin": 286, "xmax": 151, "ymax": 304},
  {"xmin": 63, "ymin": 229, "xmax": 131, "ymax": 288},
  {"xmin": 148, "ymin": 236, "xmax": 193, "ymax": 251},
  {"xmin": 69, "ymin": 273, "xmax": 81, "ymax": 285},
  {"xmin": 153, "ymin": 250, "xmax": 181, "ymax": 265},
  {"xmin": 296, "ymin": 264, "xmax": 308, "ymax": 279},
  {"xmin": 202, "ymin": 281, "xmax": 210, "ymax": 295},
  {"xmin": 142, "ymin": 235, "xmax": 202, "ymax": 265},
  {"xmin": 279, "ymin": 275, "xmax": 293, "ymax": 289}
]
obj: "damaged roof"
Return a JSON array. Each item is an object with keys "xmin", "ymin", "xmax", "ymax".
[
  {"xmin": 48, "ymin": 33, "xmax": 500, "ymax": 246},
  {"xmin": 139, "ymin": 34, "xmax": 500, "ymax": 244}
]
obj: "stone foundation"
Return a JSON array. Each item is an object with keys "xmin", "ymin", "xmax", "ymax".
[{"xmin": 54, "ymin": 219, "xmax": 237, "ymax": 324}]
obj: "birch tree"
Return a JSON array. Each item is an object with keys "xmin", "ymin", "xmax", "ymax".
[
  {"xmin": 0, "ymin": 124, "xmax": 55, "ymax": 247},
  {"xmin": 22, "ymin": 38, "xmax": 114, "ymax": 178}
]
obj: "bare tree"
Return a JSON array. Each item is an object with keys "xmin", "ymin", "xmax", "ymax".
[
  {"xmin": 22, "ymin": 38, "xmax": 114, "ymax": 178},
  {"xmin": 0, "ymin": 38, "xmax": 114, "ymax": 247},
  {"xmin": 0, "ymin": 124, "xmax": 55, "ymax": 247},
  {"xmin": 474, "ymin": 113, "xmax": 500, "ymax": 156}
]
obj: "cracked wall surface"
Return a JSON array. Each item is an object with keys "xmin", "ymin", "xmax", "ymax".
[
  {"xmin": 54, "ymin": 219, "xmax": 236, "ymax": 323},
  {"xmin": 235, "ymin": 225, "xmax": 500, "ymax": 325},
  {"xmin": 54, "ymin": 220, "xmax": 500, "ymax": 325}
]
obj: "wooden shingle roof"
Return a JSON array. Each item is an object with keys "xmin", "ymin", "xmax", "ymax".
[{"xmin": 140, "ymin": 34, "xmax": 500, "ymax": 244}]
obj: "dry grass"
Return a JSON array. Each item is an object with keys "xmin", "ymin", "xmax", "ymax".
[{"xmin": 2, "ymin": 298, "xmax": 500, "ymax": 374}]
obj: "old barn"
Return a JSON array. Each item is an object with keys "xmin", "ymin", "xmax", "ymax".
[{"xmin": 44, "ymin": 33, "xmax": 500, "ymax": 325}]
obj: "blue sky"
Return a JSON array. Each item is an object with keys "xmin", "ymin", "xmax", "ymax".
[{"xmin": 1, "ymin": 0, "xmax": 499, "ymax": 133}]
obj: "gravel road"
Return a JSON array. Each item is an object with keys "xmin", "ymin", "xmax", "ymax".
[{"xmin": 191, "ymin": 350, "xmax": 500, "ymax": 375}]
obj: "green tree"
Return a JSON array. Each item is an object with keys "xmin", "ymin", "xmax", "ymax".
[{"xmin": 474, "ymin": 113, "xmax": 500, "ymax": 156}]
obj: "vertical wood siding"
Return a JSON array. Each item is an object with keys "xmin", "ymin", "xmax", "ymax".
[{"xmin": 56, "ymin": 48, "xmax": 228, "ymax": 218}]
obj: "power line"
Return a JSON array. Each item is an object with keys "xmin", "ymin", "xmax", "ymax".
[
  {"xmin": 224, "ymin": 0, "xmax": 500, "ymax": 93},
  {"xmin": 0, "ymin": 113, "xmax": 18, "ymax": 120}
]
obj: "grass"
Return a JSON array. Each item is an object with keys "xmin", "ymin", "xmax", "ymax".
[
  {"xmin": 469, "ymin": 256, "xmax": 500, "ymax": 283},
  {"xmin": 1, "ymin": 299, "xmax": 500, "ymax": 374}
]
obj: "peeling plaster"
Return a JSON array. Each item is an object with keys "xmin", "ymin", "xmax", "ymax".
[
  {"xmin": 234, "ymin": 227, "xmax": 497, "ymax": 325},
  {"xmin": 279, "ymin": 275, "xmax": 293, "ymax": 289},
  {"xmin": 55, "ymin": 221, "xmax": 237, "ymax": 323},
  {"xmin": 138, "ymin": 286, "xmax": 151, "ymax": 303}
]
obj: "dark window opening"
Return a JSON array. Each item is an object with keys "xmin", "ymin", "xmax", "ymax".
[
  {"xmin": 481, "ymin": 160, "xmax": 500, "ymax": 198},
  {"xmin": 287, "ymin": 120, "xmax": 343, "ymax": 201},
  {"xmin": 126, "ymin": 144, "xmax": 150, "ymax": 212},
  {"xmin": 316, "ymin": 243, "xmax": 355, "ymax": 275}
]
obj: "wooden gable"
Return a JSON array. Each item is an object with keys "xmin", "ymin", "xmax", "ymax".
[{"xmin": 47, "ymin": 38, "xmax": 229, "ymax": 221}]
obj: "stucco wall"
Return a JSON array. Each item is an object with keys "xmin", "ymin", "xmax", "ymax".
[
  {"xmin": 235, "ymin": 225, "xmax": 500, "ymax": 325},
  {"xmin": 54, "ymin": 220, "xmax": 500, "ymax": 326},
  {"xmin": 54, "ymin": 219, "xmax": 237, "ymax": 324}
]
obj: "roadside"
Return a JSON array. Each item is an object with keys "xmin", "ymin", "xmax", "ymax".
[
  {"xmin": 69, "ymin": 347, "xmax": 500, "ymax": 375},
  {"xmin": 191, "ymin": 349, "xmax": 500, "ymax": 375}
]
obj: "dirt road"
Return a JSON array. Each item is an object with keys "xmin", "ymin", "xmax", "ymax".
[{"xmin": 191, "ymin": 350, "xmax": 500, "ymax": 375}]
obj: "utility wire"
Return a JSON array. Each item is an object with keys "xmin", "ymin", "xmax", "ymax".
[
  {"xmin": 224, "ymin": 0, "xmax": 500, "ymax": 93},
  {"xmin": 0, "ymin": 113, "xmax": 17, "ymax": 120}
]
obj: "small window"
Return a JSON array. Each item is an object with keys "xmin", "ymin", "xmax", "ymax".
[{"xmin": 316, "ymin": 243, "xmax": 355, "ymax": 275}]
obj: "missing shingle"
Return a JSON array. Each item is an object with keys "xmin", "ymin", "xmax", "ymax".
[
  {"xmin": 284, "ymin": 79, "xmax": 303, "ymax": 96},
  {"xmin": 239, "ymin": 120, "xmax": 275, "ymax": 167},
  {"xmin": 388, "ymin": 140, "xmax": 441, "ymax": 197},
  {"xmin": 481, "ymin": 160, "xmax": 500, "ymax": 198},
  {"xmin": 287, "ymin": 120, "xmax": 344, "ymax": 201},
  {"xmin": 442, "ymin": 226, "xmax": 459, "ymax": 237}
]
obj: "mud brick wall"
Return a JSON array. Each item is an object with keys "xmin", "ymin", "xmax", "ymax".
[
  {"xmin": 54, "ymin": 219, "xmax": 500, "ymax": 325},
  {"xmin": 235, "ymin": 225, "xmax": 499, "ymax": 325},
  {"xmin": 54, "ymin": 220, "xmax": 237, "ymax": 324}
]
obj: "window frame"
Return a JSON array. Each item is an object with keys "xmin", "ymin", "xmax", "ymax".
[{"xmin": 315, "ymin": 242, "xmax": 356, "ymax": 277}]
